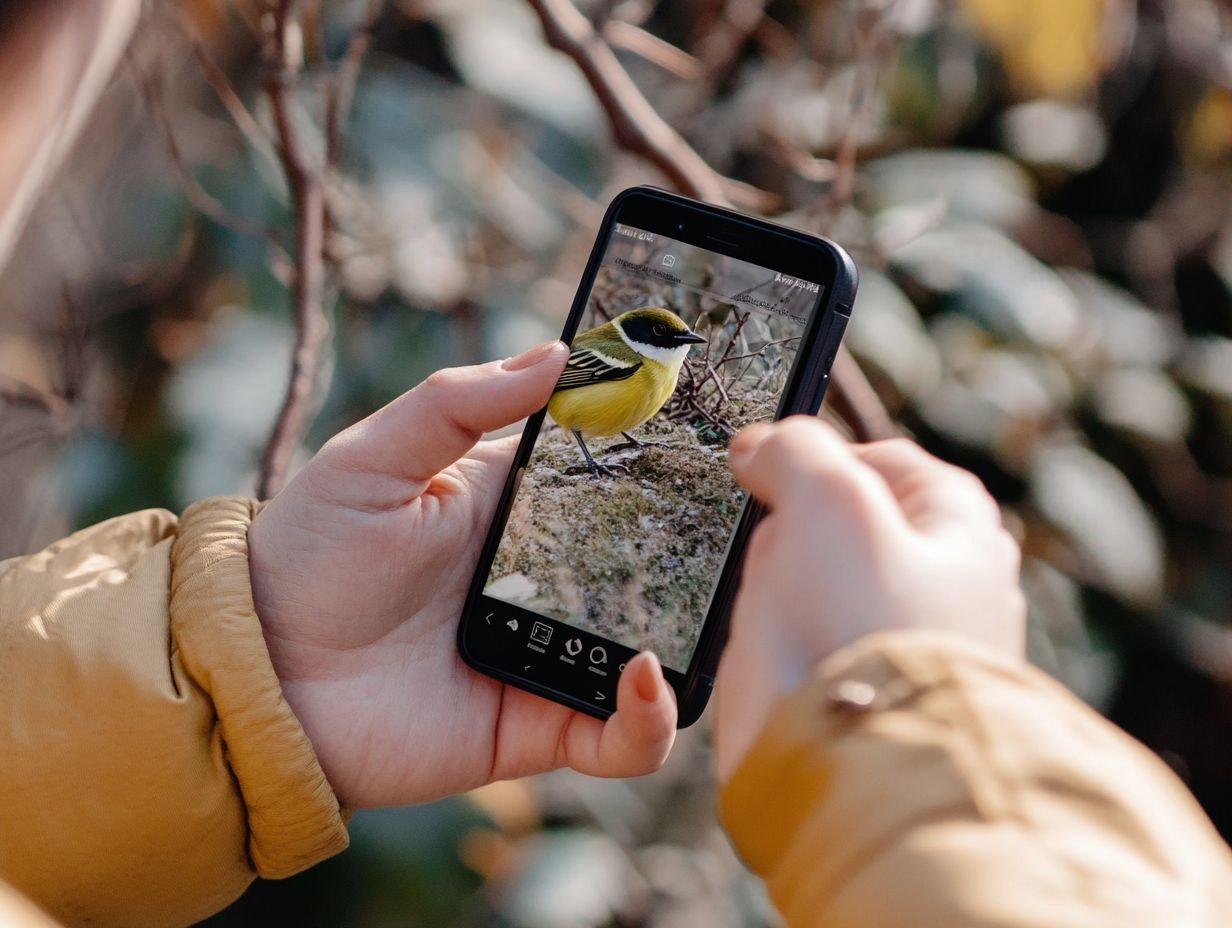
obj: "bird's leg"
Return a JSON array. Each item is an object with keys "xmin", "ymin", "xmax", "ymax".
[
  {"xmin": 568, "ymin": 429, "xmax": 626, "ymax": 478},
  {"xmin": 605, "ymin": 430, "xmax": 671, "ymax": 453}
]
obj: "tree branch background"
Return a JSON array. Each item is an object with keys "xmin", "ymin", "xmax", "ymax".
[{"xmin": 3, "ymin": 0, "xmax": 1232, "ymax": 925}]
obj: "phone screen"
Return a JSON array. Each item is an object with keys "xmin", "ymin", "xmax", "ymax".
[{"xmin": 481, "ymin": 222, "xmax": 825, "ymax": 673}]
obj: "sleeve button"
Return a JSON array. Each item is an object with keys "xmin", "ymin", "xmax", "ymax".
[{"xmin": 826, "ymin": 679, "xmax": 879, "ymax": 715}]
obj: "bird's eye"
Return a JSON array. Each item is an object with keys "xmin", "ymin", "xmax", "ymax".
[{"xmin": 653, "ymin": 323, "xmax": 668, "ymax": 337}]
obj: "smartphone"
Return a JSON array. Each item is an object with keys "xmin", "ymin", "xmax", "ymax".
[{"xmin": 458, "ymin": 186, "xmax": 857, "ymax": 727}]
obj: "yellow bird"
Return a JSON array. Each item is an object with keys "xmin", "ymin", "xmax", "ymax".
[{"xmin": 548, "ymin": 307, "xmax": 705, "ymax": 476}]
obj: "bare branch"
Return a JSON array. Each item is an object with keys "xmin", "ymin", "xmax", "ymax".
[
  {"xmin": 525, "ymin": 0, "xmax": 894, "ymax": 444},
  {"xmin": 257, "ymin": 0, "xmax": 329, "ymax": 500},
  {"xmin": 825, "ymin": 347, "xmax": 897, "ymax": 442},
  {"xmin": 525, "ymin": 0, "xmax": 729, "ymax": 203}
]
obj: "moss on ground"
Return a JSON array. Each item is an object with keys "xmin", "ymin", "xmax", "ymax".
[{"xmin": 488, "ymin": 413, "xmax": 746, "ymax": 669}]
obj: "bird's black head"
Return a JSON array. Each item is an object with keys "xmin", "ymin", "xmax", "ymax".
[{"xmin": 617, "ymin": 307, "xmax": 706, "ymax": 349}]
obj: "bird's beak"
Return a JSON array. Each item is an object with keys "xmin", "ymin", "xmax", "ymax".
[{"xmin": 675, "ymin": 330, "xmax": 707, "ymax": 345}]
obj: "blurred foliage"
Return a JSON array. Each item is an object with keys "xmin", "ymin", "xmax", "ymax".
[{"xmin": 4, "ymin": 0, "xmax": 1232, "ymax": 924}]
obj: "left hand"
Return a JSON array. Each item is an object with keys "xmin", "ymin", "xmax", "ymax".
[{"xmin": 247, "ymin": 341, "xmax": 678, "ymax": 808}]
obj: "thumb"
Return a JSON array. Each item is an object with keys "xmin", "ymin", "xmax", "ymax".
[{"xmin": 323, "ymin": 341, "xmax": 568, "ymax": 491}]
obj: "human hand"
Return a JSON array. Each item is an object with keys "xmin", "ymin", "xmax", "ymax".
[
  {"xmin": 247, "ymin": 342, "xmax": 677, "ymax": 808},
  {"xmin": 714, "ymin": 417, "xmax": 1025, "ymax": 782}
]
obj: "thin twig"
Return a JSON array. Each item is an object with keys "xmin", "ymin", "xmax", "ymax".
[
  {"xmin": 713, "ymin": 310, "xmax": 750, "ymax": 370},
  {"xmin": 322, "ymin": 0, "xmax": 382, "ymax": 263},
  {"xmin": 702, "ymin": 361, "xmax": 731, "ymax": 408},
  {"xmin": 695, "ymin": 0, "xmax": 769, "ymax": 80},
  {"xmin": 810, "ymin": 5, "xmax": 897, "ymax": 232},
  {"xmin": 715, "ymin": 334, "xmax": 800, "ymax": 366},
  {"xmin": 602, "ymin": 19, "xmax": 703, "ymax": 80},
  {"xmin": 186, "ymin": 34, "xmax": 282, "ymax": 173},
  {"xmin": 325, "ymin": 0, "xmax": 382, "ymax": 172},
  {"xmin": 127, "ymin": 56, "xmax": 281, "ymax": 248},
  {"xmin": 257, "ymin": 0, "xmax": 328, "ymax": 499}
]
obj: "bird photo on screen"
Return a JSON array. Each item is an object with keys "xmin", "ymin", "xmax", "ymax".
[{"xmin": 547, "ymin": 307, "xmax": 706, "ymax": 477}]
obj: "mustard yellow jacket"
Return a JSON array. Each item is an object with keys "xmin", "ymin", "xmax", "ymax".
[{"xmin": 2, "ymin": 499, "xmax": 1231, "ymax": 927}]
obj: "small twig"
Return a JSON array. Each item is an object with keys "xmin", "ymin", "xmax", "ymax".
[
  {"xmin": 322, "ymin": 0, "xmax": 382, "ymax": 264},
  {"xmin": 761, "ymin": 130, "xmax": 838, "ymax": 183},
  {"xmin": 677, "ymin": 393, "xmax": 735, "ymax": 437},
  {"xmin": 179, "ymin": 24, "xmax": 280, "ymax": 171},
  {"xmin": 702, "ymin": 360, "xmax": 732, "ymax": 409},
  {"xmin": 257, "ymin": 0, "xmax": 329, "ymax": 499},
  {"xmin": 127, "ymin": 56, "xmax": 282, "ymax": 250},
  {"xmin": 713, "ymin": 335, "xmax": 800, "ymax": 367},
  {"xmin": 810, "ymin": 5, "xmax": 898, "ymax": 232},
  {"xmin": 694, "ymin": 0, "xmax": 769, "ymax": 80},
  {"xmin": 602, "ymin": 19, "xmax": 703, "ymax": 80},
  {"xmin": 713, "ymin": 310, "xmax": 750, "ymax": 370},
  {"xmin": 325, "ymin": 0, "xmax": 382, "ymax": 173}
]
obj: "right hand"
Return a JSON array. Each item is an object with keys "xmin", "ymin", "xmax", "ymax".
[{"xmin": 714, "ymin": 417, "xmax": 1026, "ymax": 782}]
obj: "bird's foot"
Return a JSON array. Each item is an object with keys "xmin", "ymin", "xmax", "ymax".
[{"xmin": 565, "ymin": 460, "xmax": 628, "ymax": 479}]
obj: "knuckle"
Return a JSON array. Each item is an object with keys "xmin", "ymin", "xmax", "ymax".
[
  {"xmin": 421, "ymin": 367, "xmax": 460, "ymax": 392},
  {"xmin": 997, "ymin": 527, "xmax": 1023, "ymax": 572},
  {"xmin": 882, "ymin": 436, "xmax": 926, "ymax": 458},
  {"xmin": 314, "ymin": 427, "xmax": 364, "ymax": 472},
  {"xmin": 1004, "ymin": 585, "xmax": 1029, "ymax": 626},
  {"xmin": 949, "ymin": 467, "xmax": 999, "ymax": 513}
]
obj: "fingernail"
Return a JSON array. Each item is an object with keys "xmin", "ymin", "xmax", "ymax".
[
  {"xmin": 502, "ymin": 340, "xmax": 565, "ymax": 372},
  {"xmin": 635, "ymin": 654, "xmax": 662, "ymax": 702}
]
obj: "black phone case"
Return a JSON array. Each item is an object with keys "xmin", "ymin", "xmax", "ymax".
[{"xmin": 458, "ymin": 185, "xmax": 858, "ymax": 728}]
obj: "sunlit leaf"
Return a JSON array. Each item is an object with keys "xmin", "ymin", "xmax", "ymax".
[
  {"xmin": 1091, "ymin": 367, "xmax": 1191, "ymax": 444},
  {"xmin": 890, "ymin": 223, "xmax": 1082, "ymax": 349},
  {"xmin": 864, "ymin": 150, "xmax": 1035, "ymax": 229},
  {"xmin": 1031, "ymin": 440, "xmax": 1165, "ymax": 608},
  {"xmin": 845, "ymin": 269, "xmax": 942, "ymax": 399}
]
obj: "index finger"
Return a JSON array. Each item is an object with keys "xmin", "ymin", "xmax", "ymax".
[
  {"xmin": 852, "ymin": 439, "xmax": 1002, "ymax": 533},
  {"xmin": 728, "ymin": 417, "xmax": 904, "ymax": 530}
]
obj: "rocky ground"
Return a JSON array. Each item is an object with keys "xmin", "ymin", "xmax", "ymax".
[{"xmin": 487, "ymin": 413, "xmax": 747, "ymax": 670}]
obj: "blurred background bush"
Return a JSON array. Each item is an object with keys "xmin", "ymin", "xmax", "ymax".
[{"xmin": 3, "ymin": 0, "xmax": 1232, "ymax": 924}]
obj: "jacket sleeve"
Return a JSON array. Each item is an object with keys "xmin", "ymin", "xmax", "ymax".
[
  {"xmin": 719, "ymin": 630, "xmax": 1232, "ymax": 928},
  {"xmin": 0, "ymin": 497, "xmax": 349, "ymax": 928}
]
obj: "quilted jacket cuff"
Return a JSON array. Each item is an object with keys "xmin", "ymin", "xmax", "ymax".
[
  {"xmin": 170, "ymin": 496, "xmax": 349, "ymax": 878},
  {"xmin": 718, "ymin": 629, "xmax": 1021, "ymax": 878}
]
